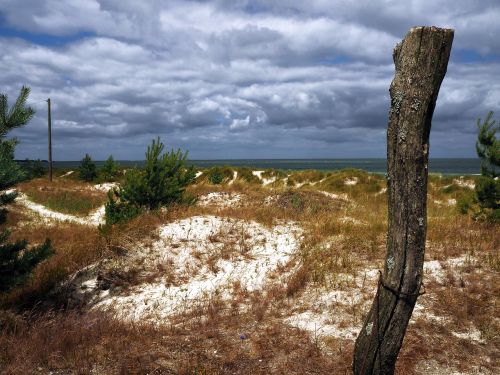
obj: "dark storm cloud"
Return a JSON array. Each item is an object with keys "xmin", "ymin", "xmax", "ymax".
[{"xmin": 0, "ymin": 0, "xmax": 499, "ymax": 159}]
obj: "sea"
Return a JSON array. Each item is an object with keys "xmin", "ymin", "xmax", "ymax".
[{"xmin": 44, "ymin": 158, "xmax": 480, "ymax": 175}]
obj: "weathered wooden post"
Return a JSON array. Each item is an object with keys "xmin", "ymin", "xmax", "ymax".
[{"xmin": 353, "ymin": 26, "xmax": 454, "ymax": 374}]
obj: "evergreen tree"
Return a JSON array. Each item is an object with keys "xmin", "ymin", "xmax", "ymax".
[
  {"xmin": 78, "ymin": 153, "xmax": 97, "ymax": 182},
  {"xmin": 23, "ymin": 158, "xmax": 46, "ymax": 179},
  {"xmin": 0, "ymin": 86, "xmax": 35, "ymax": 138},
  {"xmin": 30, "ymin": 159, "xmax": 46, "ymax": 178},
  {"xmin": 105, "ymin": 138, "xmax": 195, "ymax": 224},
  {"xmin": 475, "ymin": 111, "xmax": 499, "ymax": 221},
  {"xmin": 0, "ymin": 87, "xmax": 53, "ymax": 291},
  {"xmin": 100, "ymin": 154, "xmax": 119, "ymax": 181}
]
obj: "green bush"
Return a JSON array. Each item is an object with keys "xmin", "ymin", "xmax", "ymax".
[
  {"xmin": 474, "ymin": 111, "xmax": 499, "ymax": 221},
  {"xmin": 30, "ymin": 159, "xmax": 46, "ymax": 178},
  {"xmin": 79, "ymin": 154, "xmax": 97, "ymax": 182},
  {"xmin": 206, "ymin": 166, "xmax": 233, "ymax": 184},
  {"xmin": 457, "ymin": 193, "xmax": 474, "ymax": 215},
  {"xmin": 104, "ymin": 191, "xmax": 142, "ymax": 225},
  {"xmin": 208, "ymin": 167, "xmax": 224, "ymax": 184},
  {"xmin": 99, "ymin": 155, "xmax": 119, "ymax": 182},
  {"xmin": 0, "ymin": 235, "xmax": 53, "ymax": 291},
  {"xmin": 105, "ymin": 138, "xmax": 195, "ymax": 224},
  {"xmin": 238, "ymin": 167, "xmax": 259, "ymax": 183},
  {"xmin": 22, "ymin": 158, "xmax": 46, "ymax": 179},
  {"xmin": 475, "ymin": 176, "xmax": 499, "ymax": 210}
]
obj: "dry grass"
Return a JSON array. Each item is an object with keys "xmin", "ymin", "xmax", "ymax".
[
  {"xmin": 0, "ymin": 168, "xmax": 498, "ymax": 374},
  {"xmin": 0, "ymin": 306, "xmax": 345, "ymax": 375},
  {"xmin": 1, "ymin": 222, "xmax": 106, "ymax": 309}
]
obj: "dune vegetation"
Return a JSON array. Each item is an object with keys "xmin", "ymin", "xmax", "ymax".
[{"xmin": 0, "ymin": 163, "xmax": 498, "ymax": 375}]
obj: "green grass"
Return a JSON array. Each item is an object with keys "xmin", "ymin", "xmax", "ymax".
[
  {"xmin": 18, "ymin": 178, "xmax": 107, "ymax": 216},
  {"xmin": 28, "ymin": 191, "xmax": 105, "ymax": 216}
]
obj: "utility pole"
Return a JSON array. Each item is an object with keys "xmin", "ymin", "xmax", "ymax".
[{"xmin": 47, "ymin": 98, "xmax": 53, "ymax": 182}]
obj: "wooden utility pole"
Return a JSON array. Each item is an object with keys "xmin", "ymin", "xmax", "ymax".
[
  {"xmin": 47, "ymin": 98, "xmax": 52, "ymax": 182},
  {"xmin": 353, "ymin": 26, "xmax": 454, "ymax": 374}
]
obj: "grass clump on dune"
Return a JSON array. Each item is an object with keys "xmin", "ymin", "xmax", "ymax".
[{"xmin": 17, "ymin": 178, "xmax": 107, "ymax": 216}]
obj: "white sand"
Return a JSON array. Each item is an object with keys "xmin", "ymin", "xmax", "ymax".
[
  {"xmin": 59, "ymin": 170, "xmax": 74, "ymax": 178},
  {"xmin": 197, "ymin": 192, "xmax": 243, "ymax": 208},
  {"xmin": 309, "ymin": 177, "xmax": 327, "ymax": 186},
  {"xmin": 451, "ymin": 326, "xmax": 485, "ymax": 344},
  {"xmin": 344, "ymin": 177, "xmax": 359, "ymax": 185},
  {"xmin": 284, "ymin": 268, "xmax": 379, "ymax": 341},
  {"xmin": 294, "ymin": 181, "xmax": 309, "ymax": 188},
  {"xmin": 318, "ymin": 191, "xmax": 350, "ymax": 201},
  {"xmin": 93, "ymin": 182, "xmax": 118, "ymax": 192},
  {"xmin": 252, "ymin": 170, "xmax": 276, "ymax": 186},
  {"xmin": 252, "ymin": 170, "xmax": 264, "ymax": 180},
  {"xmin": 284, "ymin": 256, "xmax": 478, "ymax": 342},
  {"xmin": 433, "ymin": 199, "xmax": 457, "ymax": 206},
  {"xmin": 82, "ymin": 215, "xmax": 302, "ymax": 322},
  {"xmin": 453, "ymin": 178, "xmax": 475, "ymax": 190},
  {"xmin": 228, "ymin": 171, "xmax": 238, "ymax": 185},
  {"xmin": 423, "ymin": 256, "xmax": 476, "ymax": 283}
]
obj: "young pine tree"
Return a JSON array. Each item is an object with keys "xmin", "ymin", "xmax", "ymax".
[
  {"xmin": 79, "ymin": 153, "xmax": 97, "ymax": 182},
  {"xmin": 100, "ymin": 154, "xmax": 119, "ymax": 182},
  {"xmin": 0, "ymin": 86, "xmax": 53, "ymax": 291},
  {"xmin": 30, "ymin": 159, "xmax": 46, "ymax": 178},
  {"xmin": 475, "ymin": 111, "xmax": 499, "ymax": 221},
  {"xmin": 105, "ymin": 138, "xmax": 196, "ymax": 224}
]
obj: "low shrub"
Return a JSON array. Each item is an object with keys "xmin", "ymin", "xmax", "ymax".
[
  {"xmin": 206, "ymin": 166, "xmax": 233, "ymax": 184},
  {"xmin": 104, "ymin": 191, "xmax": 142, "ymax": 225},
  {"xmin": 237, "ymin": 167, "xmax": 260, "ymax": 183}
]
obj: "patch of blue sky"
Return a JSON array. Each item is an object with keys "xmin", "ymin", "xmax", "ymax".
[
  {"xmin": 316, "ymin": 55, "xmax": 353, "ymax": 65},
  {"xmin": 452, "ymin": 48, "xmax": 500, "ymax": 63},
  {"xmin": 0, "ymin": 25, "xmax": 95, "ymax": 47}
]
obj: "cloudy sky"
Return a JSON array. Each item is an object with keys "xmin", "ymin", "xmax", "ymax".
[{"xmin": 1, "ymin": 0, "xmax": 499, "ymax": 160}]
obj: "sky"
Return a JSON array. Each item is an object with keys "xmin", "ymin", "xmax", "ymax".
[{"xmin": 1, "ymin": 0, "xmax": 499, "ymax": 160}]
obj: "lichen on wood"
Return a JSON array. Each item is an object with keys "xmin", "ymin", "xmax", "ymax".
[{"xmin": 352, "ymin": 26, "xmax": 454, "ymax": 375}]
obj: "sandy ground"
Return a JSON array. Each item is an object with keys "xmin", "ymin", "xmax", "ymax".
[
  {"xmin": 252, "ymin": 170, "xmax": 277, "ymax": 186},
  {"xmin": 59, "ymin": 170, "xmax": 74, "ymax": 178},
  {"xmin": 74, "ymin": 215, "xmax": 302, "ymax": 322},
  {"xmin": 285, "ymin": 255, "xmax": 486, "ymax": 343},
  {"xmin": 198, "ymin": 192, "xmax": 244, "ymax": 207}
]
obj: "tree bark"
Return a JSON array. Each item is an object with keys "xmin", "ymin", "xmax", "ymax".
[{"xmin": 353, "ymin": 26, "xmax": 454, "ymax": 375}]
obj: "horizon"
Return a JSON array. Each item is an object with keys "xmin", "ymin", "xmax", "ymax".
[
  {"xmin": 1, "ymin": 1, "xmax": 499, "ymax": 160},
  {"xmin": 16, "ymin": 156, "xmax": 481, "ymax": 162},
  {"xmin": 17, "ymin": 157, "xmax": 482, "ymax": 175}
]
